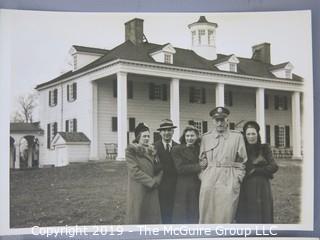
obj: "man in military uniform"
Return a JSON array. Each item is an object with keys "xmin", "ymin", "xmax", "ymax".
[{"xmin": 199, "ymin": 106, "xmax": 247, "ymax": 223}]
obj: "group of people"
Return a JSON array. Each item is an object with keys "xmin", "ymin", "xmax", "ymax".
[{"xmin": 125, "ymin": 106, "xmax": 279, "ymax": 224}]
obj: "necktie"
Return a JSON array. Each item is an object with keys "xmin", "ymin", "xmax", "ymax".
[{"xmin": 166, "ymin": 143, "xmax": 170, "ymax": 152}]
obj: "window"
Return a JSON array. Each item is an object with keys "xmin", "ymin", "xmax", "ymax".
[
  {"xmin": 274, "ymin": 95, "xmax": 288, "ymax": 110},
  {"xmin": 191, "ymin": 31, "xmax": 196, "ymax": 45},
  {"xmin": 189, "ymin": 87, "xmax": 206, "ymax": 104},
  {"xmin": 188, "ymin": 120, "xmax": 208, "ymax": 134},
  {"xmin": 230, "ymin": 63, "xmax": 237, "ymax": 72},
  {"xmin": 67, "ymin": 83, "xmax": 77, "ymax": 102},
  {"xmin": 229, "ymin": 122, "xmax": 235, "ymax": 130},
  {"xmin": 47, "ymin": 122, "xmax": 57, "ymax": 148},
  {"xmin": 285, "ymin": 69, "xmax": 291, "ymax": 78},
  {"xmin": 112, "ymin": 117, "xmax": 136, "ymax": 132},
  {"xmin": 198, "ymin": 29, "xmax": 205, "ymax": 44},
  {"xmin": 225, "ymin": 90, "xmax": 233, "ymax": 107},
  {"xmin": 113, "ymin": 79, "xmax": 133, "ymax": 99},
  {"xmin": 266, "ymin": 125, "xmax": 270, "ymax": 144},
  {"xmin": 208, "ymin": 30, "xmax": 214, "ymax": 45},
  {"xmin": 149, "ymin": 83, "xmax": 167, "ymax": 101},
  {"xmin": 164, "ymin": 54, "xmax": 172, "ymax": 64},
  {"xmin": 49, "ymin": 89, "xmax": 58, "ymax": 107},
  {"xmin": 65, "ymin": 119, "xmax": 77, "ymax": 132},
  {"xmin": 265, "ymin": 94, "xmax": 269, "ymax": 109},
  {"xmin": 274, "ymin": 125, "xmax": 290, "ymax": 148}
]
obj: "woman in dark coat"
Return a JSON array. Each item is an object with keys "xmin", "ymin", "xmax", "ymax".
[
  {"xmin": 171, "ymin": 125, "xmax": 201, "ymax": 224},
  {"xmin": 126, "ymin": 123, "xmax": 163, "ymax": 224},
  {"xmin": 237, "ymin": 121, "xmax": 279, "ymax": 223}
]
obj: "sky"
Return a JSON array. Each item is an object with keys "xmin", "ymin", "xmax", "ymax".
[{"xmin": 6, "ymin": 10, "xmax": 313, "ymax": 121}]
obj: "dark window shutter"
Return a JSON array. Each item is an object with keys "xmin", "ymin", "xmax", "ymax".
[
  {"xmin": 266, "ymin": 125, "xmax": 270, "ymax": 144},
  {"xmin": 113, "ymin": 79, "xmax": 117, "ymax": 98},
  {"xmin": 127, "ymin": 80, "xmax": 133, "ymax": 99},
  {"xmin": 149, "ymin": 83, "xmax": 155, "ymax": 100},
  {"xmin": 202, "ymin": 121, "xmax": 208, "ymax": 133},
  {"xmin": 49, "ymin": 91, "xmax": 51, "ymax": 106},
  {"xmin": 73, "ymin": 119, "xmax": 77, "ymax": 132},
  {"xmin": 229, "ymin": 122, "xmax": 235, "ymax": 130},
  {"xmin": 189, "ymin": 87, "xmax": 195, "ymax": 103},
  {"xmin": 229, "ymin": 91, "xmax": 233, "ymax": 106},
  {"xmin": 285, "ymin": 125, "xmax": 290, "ymax": 147},
  {"xmin": 265, "ymin": 94, "xmax": 269, "ymax": 109},
  {"xmin": 73, "ymin": 82, "xmax": 77, "ymax": 100},
  {"xmin": 47, "ymin": 124, "xmax": 51, "ymax": 148},
  {"xmin": 112, "ymin": 117, "xmax": 117, "ymax": 132},
  {"xmin": 284, "ymin": 96, "xmax": 288, "ymax": 110},
  {"xmin": 274, "ymin": 95, "xmax": 279, "ymax": 110},
  {"xmin": 54, "ymin": 89, "xmax": 58, "ymax": 105},
  {"xmin": 53, "ymin": 122, "xmax": 58, "ymax": 137},
  {"xmin": 65, "ymin": 120, "xmax": 69, "ymax": 132},
  {"xmin": 274, "ymin": 125, "xmax": 279, "ymax": 147},
  {"xmin": 201, "ymin": 88, "xmax": 206, "ymax": 104},
  {"xmin": 188, "ymin": 120, "xmax": 195, "ymax": 126},
  {"xmin": 67, "ymin": 85, "xmax": 70, "ymax": 101},
  {"xmin": 162, "ymin": 84, "xmax": 167, "ymax": 101},
  {"xmin": 129, "ymin": 118, "xmax": 135, "ymax": 132}
]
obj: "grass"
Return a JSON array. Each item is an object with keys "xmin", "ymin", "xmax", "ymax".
[{"xmin": 10, "ymin": 159, "xmax": 301, "ymax": 228}]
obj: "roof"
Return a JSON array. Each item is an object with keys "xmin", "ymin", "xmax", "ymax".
[
  {"xmin": 212, "ymin": 54, "xmax": 233, "ymax": 65},
  {"xmin": 269, "ymin": 62, "xmax": 290, "ymax": 70},
  {"xmin": 35, "ymin": 40, "xmax": 303, "ymax": 89},
  {"xmin": 57, "ymin": 132, "xmax": 90, "ymax": 142},
  {"xmin": 72, "ymin": 45, "xmax": 110, "ymax": 55},
  {"xmin": 10, "ymin": 122, "xmax": 44, "ymax": 132}
]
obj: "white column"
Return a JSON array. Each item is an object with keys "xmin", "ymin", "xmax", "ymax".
[
  {"xmin": 215, "ymin": 83, "xmax": 224, "ymax": 107},
  {"xmin": 170, "ymin": 78, "xmax": 180, "ymax": 142},
  {"xmin": 256, "ymin": 88, "xmax": 266, "ymax": 143},
  {"xmin": 14, "ymin": 143, "xmax": 20, "ymax": 169},
  {"xmin": 116, "ymin": 72, "xmax": 128, "ymax": 161},
  {"xmin": 89, "ymin": 81, "xmax": 99, "ymax": 160},
  {"xmin": 292, "ymin": 91, "xmax": 302, "ymax": 159}
]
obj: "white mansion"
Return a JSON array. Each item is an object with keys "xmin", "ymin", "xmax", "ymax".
[{"xmin": 14, "ymin": 16, "xmax": 304, "ymax": 168}]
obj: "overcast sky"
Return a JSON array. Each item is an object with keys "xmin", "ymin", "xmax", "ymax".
[{"xmin": 7, "ymin": 10, "xmax": 312, "ymax": 121}]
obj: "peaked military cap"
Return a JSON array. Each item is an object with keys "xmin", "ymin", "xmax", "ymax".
[{"xmin": 209, "ymin": 106, "xmax": 230, "ymax": 119}]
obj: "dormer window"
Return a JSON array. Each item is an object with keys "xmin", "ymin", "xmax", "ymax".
[
  {"xmin": 164, "ymin": 54, "xmax": 172, "ymax": 64},
  {"xmin": 198, "ymin": 29, "xmax": 205, "ymax": 44},
  {"xmin": 285, "ymin": 69, "xmax": 292, "ymax": 79},
  {"xmin": 230, "ymin": 63, "xmax": 237, "ymax": 72},
  {"xmin": 73, "ymin": 55, "xmax": 77, "ymax": 70}
]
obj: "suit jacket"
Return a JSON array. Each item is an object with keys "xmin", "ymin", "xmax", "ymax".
[{"xmin": 154, "ymin": 140, "xmax": 178, "ymax": 177}]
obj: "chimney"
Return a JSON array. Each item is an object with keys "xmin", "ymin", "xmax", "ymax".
[
  {"xmin": 251, "ymin": 43, "xmax": 271, "ymax": 64},
  {"xmin": 125, "ymin": 18, "xmax": 144, "ymax": 45}
]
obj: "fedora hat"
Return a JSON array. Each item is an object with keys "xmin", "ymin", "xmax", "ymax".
[{"xmin": 157, "ymin": 119, "xmax": 177, "ymax": 131}]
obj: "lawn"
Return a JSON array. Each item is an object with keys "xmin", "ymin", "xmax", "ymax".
[{"xmin": 10, "ymin": 159, "xmax": 301, "ymax": 228}]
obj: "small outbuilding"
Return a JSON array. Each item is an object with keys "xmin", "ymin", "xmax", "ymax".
[{"xmin": 51, "ymin": 132, "xmax": 90, "ymax": 167}]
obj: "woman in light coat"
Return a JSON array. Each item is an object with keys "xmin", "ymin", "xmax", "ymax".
[{"xmin": 126, "ymin": 123, "xmax": 163, "ymax": 224}]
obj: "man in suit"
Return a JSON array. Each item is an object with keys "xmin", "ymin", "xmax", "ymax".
[{"xmin": 154, "ymin": 119, "xmax": 178, "ymax": 224}]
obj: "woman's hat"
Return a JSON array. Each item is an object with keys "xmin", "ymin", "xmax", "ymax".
[
  {"xmin": 183, "ymin": 125, "xmax": 200, "ymax": 134},
  {"xmin": 134, "ymin": 122, "xmax": 150, "ymax": 138},
  {"xmin": 157, "ymin": 119, "xmax": 177, "ymax": 131}
]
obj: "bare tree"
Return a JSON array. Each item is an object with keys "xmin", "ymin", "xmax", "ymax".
[{"xmin": 12, "ymin": 93, "xmax": 37, "ymax": 123}]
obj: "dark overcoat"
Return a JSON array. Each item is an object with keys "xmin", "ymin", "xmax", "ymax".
[
  {"xmin": 154, "ymin": 140, "xmax": 178, "ymax": 224},
  {"xmin": 126, "ymin": 144, "xmax": 162, "ymax": 224},
  {"xmin": 236, "ymin": 144, "xmax": 279, "ymax": 223},
  {"xmin": 171, "ymin": 144, "xmax": 201, "ymax": 224}
]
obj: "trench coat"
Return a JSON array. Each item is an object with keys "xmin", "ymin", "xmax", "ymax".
[
  {"xmin": 171, "ymin": 144, "xmax": 201, "ymax": 224},
  {"xmin": 126, "ymin": 144, "xmax": 163, "ymax": 224},
  {"xmin": 199, "ymin": 129, "xmax": 247, "ymax": 223},
  {"xmin": 154, "ymin": 140, "xmax": 178, "ymax": 224},
  {"xmin": 236, "ymin": 144, "xmax": 278, "ymax": 223}
]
